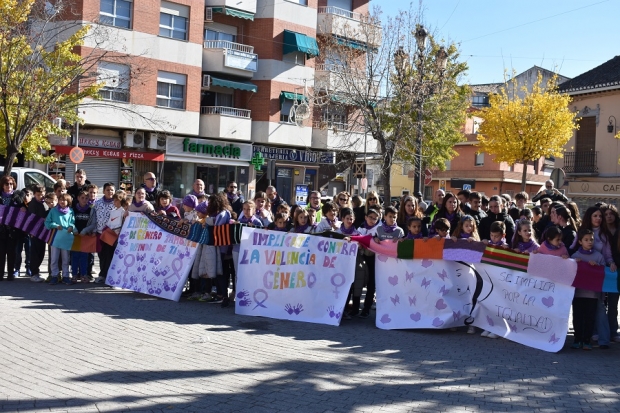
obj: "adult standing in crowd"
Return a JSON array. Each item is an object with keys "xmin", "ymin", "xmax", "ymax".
[
  {"xmin": 266, "ymin": 185, "xmax": 284, "ymax": 216},
  {"xmin": 93, "ymin": 182, "xmax": 117, "ymax": 284},
  {"xmin": 396, "ymin": 195, "xmax": 423, "ymax": 234},
  {"xmin": 224, "ymin": 180, "xmax": 243, "ymax": 216},
  {"xmin": 534, "ymin": 197, "xmax": 552, "ymax": 240},
  {"xmin": 532, "ymin": 180, "xmax": 569, "ymax": 203},
  {"xmin": 306, "ymin": 191, "xmax": 323, "ymax": 222},
  {"xmin": 606, "ymin": 205, "xmax": 620, "ymax": 343},
  {"xmin": 429, "ymin": 192, "xmax": 463, "ymax": 237},
  {"xmin": 336, "ymin": 191, "xmax": 352, "ymax": 213},
  {"xmin": 67, "ymin": 169, "xmax": 91, "ymax": 208},
  {"xmin": 190, "ymin": 179, "xmax": 206, "ymax": 198},
  {"xmin": 424, "ymin": 189, "xmax": 445, "ymax": 222},
  {"xmin": 478, "ymin": 195, "xmax": 515, "ymax": 242},
  {"xmin": 415, "ymin": 191, "xmax": 427, "ymax": 212},
  {"xmin": 141, "ymin": 172, "xmax": 160, "ymax": 205},
  {"xmin": 351, "ymin": 195, "xmax": 366, "ymax": 228},
  {"xmin": 0, "ymin": 176, "xmax": 20, "ymax": 281},
  {"xmin": 550, "ymin": 203, "xmax": 577, "ymax": 254},
  {"xmin": 457, "ymin": 189, "xmax": 471, "ymax": 214},
  {"xmin": 468, "ymin": 191, "xmax": 487, "ymax": 229},
  {"xmin": 365, "ymin": 191, "xmax": 381, "ymax": 213},
  {"xmin": 515, "ymin": 191, "xmax": 529, "ymax": 210}
]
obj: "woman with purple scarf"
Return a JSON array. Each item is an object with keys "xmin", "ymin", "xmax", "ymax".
[
  {"xmin": 428, "ymin": 192, "xmax": 463, "ymax": 237},
  {"xmin": 0, "ymin": 175, "xmax": 21, "ymax": 281}
]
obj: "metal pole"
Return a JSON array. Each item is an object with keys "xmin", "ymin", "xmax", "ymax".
[{"xmin": 414, "ymin": 104, "xmax": 423, "ymax": 194}]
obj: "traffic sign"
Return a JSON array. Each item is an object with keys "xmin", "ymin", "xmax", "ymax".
[
  {"xmin": 424, "ymin": 168, "xmax": 432, "ymax": 186},
  {"xmin": 463, "ymin": 184, "xmax": 472, "ymax": 190},
  {"xmin": 69, "ymin": 147, "xmax": 84, "ymax": 164}
]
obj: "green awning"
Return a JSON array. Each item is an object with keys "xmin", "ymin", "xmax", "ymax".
[
  {"xmin": 212, "ymin": 7, "xmax": 254, "ymax": 21},
  {"xmin": 335, "ymin": 36, "xmax": 367, "ymax": 51},
  {"xmin": 279, "ymin": 91, "xmax": 307, "ymax": 105},
  {"xmin": 211, "ymin": 77, "xmax": 257, "ymax": 92},
  {"xmin": 283, "ymin": 30, "xmax": 319, "ymax": 58}
]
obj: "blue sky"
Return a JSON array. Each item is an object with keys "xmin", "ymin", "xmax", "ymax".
[{"xmin": 379, "ymin": 0, "xmax": 619, "ymax": 84}]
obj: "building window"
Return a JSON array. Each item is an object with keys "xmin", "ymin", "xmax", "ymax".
[
  {"xmin": 283, "ymin": 51, "xmax": 306, "ymax": 66},
  {"xmin": 100, "ymin": 0, "xmax": 132, "ymax": 29},
  {"xmin": 201, "ymin": 91, "xmax": 233, "ymax": 107},
  {"xmin": 445, "ymin": 160, "xmax": 451, "ymax": 170},
  {"xmin": 205, "ymin": 29, "xmax": 236, "ymax": 43},
  {"xmin": 98, "ymin": 62, "xmax": 130, "ymax": 103},
  {"xmin": 471, "ymin": 95, "xmax": 489, "ymax": 106},
  {"xmin": 402, "ymin": 164, "xmax": 413, "ymax": 176},
  {"xmin": 159, "ymin": 1, "xmax": 189, "ymax": 41},
  {"xmin": 280, "ymin": 98, "xmax": 295, "ymax": 123},
  {"xmin": 321, "ymin": 108, "xmax": 347, "ymax": 130},
  {"xmin": 285, "ymin": 0, "xmax": 308, "ymax": 5},
  {"xmin": 156, "ymin": 71, "xmax": 186, "ymax": 109},
  {"xmin": 475, "ymin": 152, "xmax": 484, "ymax": 166}
]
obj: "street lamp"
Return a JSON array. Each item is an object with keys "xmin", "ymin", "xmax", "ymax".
[{"xmin": 395, "ymin": 25, "xmax": 448, "ymax": 196}]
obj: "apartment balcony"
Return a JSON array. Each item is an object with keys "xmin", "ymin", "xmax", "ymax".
[
  {"xmin": 202, "ymin": 40, "xmax": 257, "ymax": 79},
  {"xmin": 315, "ymin": 63, "xmax": 379, "ymax": 96},
  {"xmin": 199, "ymin": 106, "xmax": 252, "ymax": 141},
  {"xmin": 311, "ymin": 121, "xmax": 377, "ymax": 153},
  {"xmin": 317, "ymin": 6, "xmax": 382, "ymax": 49},
  {"xmin": 205, "ymin": 0, "xmax": 256, "ymax": 16},
  {"xmin": 563, "ymin": 151, "xmax": 599, "ymax": 175}
]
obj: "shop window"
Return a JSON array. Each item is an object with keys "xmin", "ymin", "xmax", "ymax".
[
  {"xmin": 159, "ymin": 1, "xmax": 188, "ymax": 41},
  {"xmin": 156, "ymin": 71, "xmax": 186, "ymax": 109},
  {"xmin": 100, "ymin": 0, "xmax": 132, "ymax": 29},
  {"xmin": 98, "ymin": 62, "xmax": 130, "ymax": 103}
]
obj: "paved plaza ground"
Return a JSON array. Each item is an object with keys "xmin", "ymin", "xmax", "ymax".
[{"xmin": 1, "ymin": 259, "xmax": 620, "ymax": 413}]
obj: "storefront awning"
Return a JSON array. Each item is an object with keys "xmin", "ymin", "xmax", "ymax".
[
  {"xmin": 279, "ymin": 91, "xmax": 307, "ymax": 105},
  {"xmin": 212, "ymin": 7, "xmax": 254, "ymax": 21},
  {"xmin": 283, "ymin": 30, "xmax": 319, "ymax": 58},
  {"xmin": 211, "ymin": 77, "xmax": 257, "ymax": 93}
]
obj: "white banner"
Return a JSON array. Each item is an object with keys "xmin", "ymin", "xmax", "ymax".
[
  {"xmin": 235, "ymin": 228, "xmax": 358, "ymax": 326},
  {"xmin": 106, "ymin": 213, "xmax": 198, "ymax": 301},
  {"xmin": 375, "ymin": 257, "xmax": 574, "ymax": 352}
]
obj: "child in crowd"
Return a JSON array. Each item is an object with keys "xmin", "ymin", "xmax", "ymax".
[
  {"xmin": 433, "ymin": 218, "xmax": 451, "ymax": 239},
  {"xmin": 571, "ymin": 228, "xmax": 606, "ymax": 350},
  {"xmin": 315, "ymin": 201, "xmax": 340, "ymax": 232},
  {"xmin": 374, "ymin": 206, "xmax": 404, "ymax": 242},
  {"xmin": 86, "ymin": 184, "xmax": 98, "ymax": 206},
  {"xmin": 44, "ymin": 193, "xmax": 74, "ymax": 285},
  {"xmin": 156, "ymin": 190, "xmax": 180, "ymax": 219},
  {"xmin": 291, "ymin": 208, "xmax": 314, "ymax": 234},
  {"xmin": 44, "ymin": 193, "xmax": 58, "ymax": 281},
  {"xmin": 534, "ymin": 225, "xmax": 569, "ymax": 258},
  {"xmin": 253, "ymin": 191, "xmax": 272, "ymax": 227},
  {"xmin": 268, "ymin": 204, "xmax": 292, "ymax": 230},
  {"xmin": 357, "ymin": 207, "xmax": 381, "ymax": 319},
  {"xmin": 519, "ymin": 208, "xmax": 533, "ymax": 222},
  {"xmin": 181, "ymin": 195, "xmax": 199, "ymax": 224},
  {"xmin": 451, "ymin": 215, "xmax": 479, "ymax": 242},
  {"xmin": 271, "ymin": 212, "xmax": 289, "ymax": 232},
  {"xmin": 53, "ymin": 181, "xmax": 67, "ymax": 200},
  {"xmin": 337, "ymin": 207, "xmax": 365, "ymax": 319},
  {"xmin": 28, "ymin": 185, "xmax": 47, "ymax": 282},
  {"xmin": 108, "ymin": 191, "xmax": 126, "ymax": 234},
  {"xmin": 237, "ymin": 200, "xmax": 263, "ymax": 227},
  {"xmin": 188, "ymin": 202, "xmax": 209, "ymax": 301},
  {"xmin": 404, "ymin": 217, "xmax": 424, "ymax": 240},
  {"xmin": 483, "ymin": 221, "xmax": 508, "ymax": 247},
  {"xmin": 205, "ymin": 193, "xmax": 232, "ymax": 305},
  {"xmin": 14, "ymin": 188, "xmax": 33, "ymax": 278},
  {"xmin": 512, "ymin": 220, "xmax": 539, "ymax": 253},
  {"xmin": 72, "ymin": 191, "xmax": 97, "ymax": 283}
]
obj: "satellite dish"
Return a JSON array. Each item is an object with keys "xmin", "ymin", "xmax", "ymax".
[{"xmin": 292, "ymin": 102, "xmax": 310, "ymax": 127}]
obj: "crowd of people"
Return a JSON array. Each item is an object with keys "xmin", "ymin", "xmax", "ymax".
[{"xmin": 1, "ymin": 169, "xmax": 618, "ymax": 349}]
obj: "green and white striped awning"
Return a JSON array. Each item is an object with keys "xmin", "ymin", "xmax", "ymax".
[{"xmin": 212, "ymin": 7, "xmax": 254, "ymax": 21}]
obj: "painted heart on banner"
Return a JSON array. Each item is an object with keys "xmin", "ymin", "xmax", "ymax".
[
  {"xmin": 421, "ymin": 259, "xmax": 433, "ymax": 268},
  {"xmin": 541, "ymin": 296, "xmax": 554, "ymax": 308},
  {"xmin": 388, "ymin": 275, "xmax": 399, "ymax": 286},
  {"xmin": 432, "ymin": 317, "xmax": 444, "ymax": 327},
  {"xmin": 380, "ymin": 314, "xmax": 392, "ymax": 324},
  {"xmin": 435, "ymin": 299, "xmax": 448, "ymax": 310},
  {"xmin": 410, "ymin": 312, "xmax": 421, "ymax": 322}
]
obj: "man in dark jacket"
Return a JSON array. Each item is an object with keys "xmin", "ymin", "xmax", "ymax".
[
  {"xmin": 478, "ymin": 195, "xmax": 515, "ymax": 242},
  {"xmin": 67, "ymin": 169, "xmax": 91, "ymax": 208},
  {"xmin": 225, "ymin": 180, "xmax": 243, "ymax": 216},
  {"xmin": 141, "ymin": 172, "xmax": 160, "ymax": 205},
  {"xmin": 266, "ymin": 185, "xmax": 284, "ymax": 216},
  {"xmin": 532, "ymin": 180, "xmax": 568, "ymax": 204},
  {"xmin": 468, "ymin": 191, "xmax": 487, "ymax": 228}
]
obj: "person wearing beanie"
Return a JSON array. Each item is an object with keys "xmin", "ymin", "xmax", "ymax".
[{"xmin": 182, "ymin": 194, "xmax": 199, "ymax": 224}]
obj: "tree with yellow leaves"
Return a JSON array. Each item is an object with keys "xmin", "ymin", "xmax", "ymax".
[{"xmin": 477, "ymin": 72, "xmax": 579, "ymax": 191}]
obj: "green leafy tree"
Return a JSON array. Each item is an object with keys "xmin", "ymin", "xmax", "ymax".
[{"xmin": 477, "ymin": 72, "xmax": 578, "ymax": 191}]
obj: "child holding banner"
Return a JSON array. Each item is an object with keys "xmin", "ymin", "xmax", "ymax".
[
  {"xmin": 253, "ymin": 191, "xmax": 272, "ymax": 227},
  {"xmin": 358, "ymin": 207, "xmax": 381, "ymax": 319},
  {"xmin": 28, "ymin": 185, "xmax": 47, "ymax": 283},
  {"xmin": 404, "ymin": 217, "xmax": 424, "ymax": 240},
  {"xmin": 337, "ymin": 208, "xmax": 365, "ymax": 319},
  {"xmin": 571, "ymin": 228, "xmax": 606, "ymax": 350},
  {"xmin": 451, "ymin": 215, "xmax": 480, "ymax": 241},
  {"xmin": 291, "ymin": 208, "xmax": 314, "ymax": 234},
  {"xmin": 512, "ymin": 220, "xmax": 539, "ymax": 253},
  {"xmin": 72, "ymin": 191, "xmax": 97, "ymax": 283},
  {"xmin": 315, "ymin": 202, "xmax": 340, "ymax": 233},
  {"xmin": 44, "ymin": 194, "xmax": 75, "ymax": 285}
]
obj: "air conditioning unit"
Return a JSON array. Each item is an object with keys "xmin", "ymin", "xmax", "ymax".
[
  {"xmin": 148, "ymin": 133, "xmax": 166, "ymax": 151},
  {"xmin": 202, "ymin": 74, "xmax": 211, "ymax": 90},
  {"xmin": 205, "ymin": 7, "xmax": 213, "ymax": 22},
  {"xmin": 123, "ymin": 131, "xmax": 145, "ymax": 148}
]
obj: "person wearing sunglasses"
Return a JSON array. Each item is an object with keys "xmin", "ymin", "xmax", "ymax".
[
  {"xmin": 365, "ymin": 191, "xmax": 380, "ymax": 214},
  {"xmin": 336, "ymin": 191, "xmax": 351, "ymax": 211},
  {"xmin": 225, "ymin": 180, "xmax": 243, "ymax": 216},
  {"xmin": 141, "ymin": 172, "xmax": 160, "ymax": 205}
]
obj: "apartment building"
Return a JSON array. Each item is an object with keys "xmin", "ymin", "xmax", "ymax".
[{"xmin": 44, "ymin": 0, "xmax": 376, "ymax": 203}]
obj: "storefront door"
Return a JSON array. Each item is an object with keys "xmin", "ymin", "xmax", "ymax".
[{"xmin": 275, "ymin": 167, "xmax": 293, "ymax": 204}]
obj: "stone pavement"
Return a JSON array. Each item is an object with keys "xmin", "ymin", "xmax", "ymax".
[{"xmin": 1, "ymin": 261, "xmax": 620, "ymax": 412}]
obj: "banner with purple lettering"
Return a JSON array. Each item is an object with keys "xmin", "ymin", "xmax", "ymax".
[
  {"xmin": 106, "ymin": 212, "xmax": 198, "ymax": 301},
  {"xmin": 375, "ymin": 256, "xmax": 574, "ymax": 352},
  {"xmin": 235, "ymin": 228, "xmax": 358, "ymax": 326}
]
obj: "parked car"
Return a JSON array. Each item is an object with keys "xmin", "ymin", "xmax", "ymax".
[{"xmin": 0, "ymin": 167, "xmax": 57, "ymax": 193}]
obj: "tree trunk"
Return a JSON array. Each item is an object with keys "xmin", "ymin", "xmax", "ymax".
[
  {"xmin": 521, "ymin": 161, "xmax": 528, "ymax": 192},
  {"xmin": 382, "ymin": 165, "xmax": 391, "ymax": 205},
  {"xmin": 3, "ymin": 150, "xmax": 18, "ymax": 177}
]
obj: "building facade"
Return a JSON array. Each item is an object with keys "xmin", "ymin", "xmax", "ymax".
[
  {"xmin": 556, "ymin": 55, "xmax": 620, "ymax": 212},
  {"xmin": 43, "ymin": 0, "xmax": 376, "ymax": 203}
]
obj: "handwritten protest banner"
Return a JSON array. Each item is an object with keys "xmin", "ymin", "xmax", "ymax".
[
  {"xmin": 375, "ymin": 256, "xmax": 574, "ymax": 352},
  {"xmin": 235, "ymin": 228, "xmax": 358, "ymax": 326},
  {"xmin": 106, "ymin": 212, "xmax": 198, "ymax": 301}
]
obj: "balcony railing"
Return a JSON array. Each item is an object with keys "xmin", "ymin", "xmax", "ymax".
[
  {"xmin": 562, "ymin": 151, "xmax": 598, "ymax": 174},
  {"xmin": 318, "ymin": 6, "xmax": 364, "ymax": 22},
  {"xmin": 203, "ymin": 40, "xmax": 254, "ymax": 54},
  {"xmin": 201, "ymin": 106, "xmax": 251, "ymax": 118}
]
